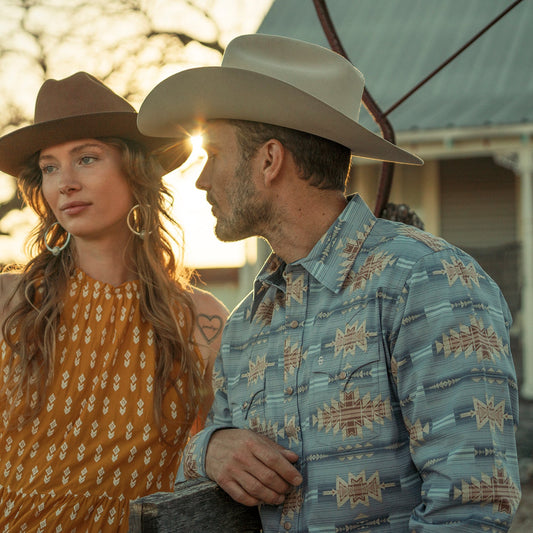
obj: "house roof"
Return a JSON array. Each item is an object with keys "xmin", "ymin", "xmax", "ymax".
[{"xmin": 257, "ymin": 0, "xmax": 532, "ymax": 134}]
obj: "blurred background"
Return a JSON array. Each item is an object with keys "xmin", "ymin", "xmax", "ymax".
[
  {"xmin": 1, "ymin": 1, "xmax": 532, "ymax": 527},
  {"xmin": 0, "ymin": 0, "xmax": 274, "ymax": 307}
]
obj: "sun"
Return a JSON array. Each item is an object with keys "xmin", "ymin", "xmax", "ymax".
[{"xmin": 189, "ymin": 134, "xmax": 204, "ymax": 153}]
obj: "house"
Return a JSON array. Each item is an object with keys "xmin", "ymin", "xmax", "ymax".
[{"xmin": 256, "ymin": 0, "xmax": 533, "ymax": 397}]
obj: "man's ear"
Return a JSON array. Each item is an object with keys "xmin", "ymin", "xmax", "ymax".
[{"xmin": 259, "ymin": 139, "xmax": 284, "ymax": 187}]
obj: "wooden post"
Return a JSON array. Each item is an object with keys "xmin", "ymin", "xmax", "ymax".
[{"xmin": 128, "ymin": 478, "xmax": 262, "ymax": 532}]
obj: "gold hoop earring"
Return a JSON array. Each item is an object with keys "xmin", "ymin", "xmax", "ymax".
[
  {"xmin": 44, "ymin": 222, "xmax": 71, "ymax": 256},
  {"xmin": 127, "ymin": 204, "xmax": 151, "ymax": 239}
]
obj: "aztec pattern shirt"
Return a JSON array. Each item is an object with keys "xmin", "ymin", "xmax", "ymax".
[{"xmin": 183, "ymin": 194, "xmax": 521, "ymax": 532}]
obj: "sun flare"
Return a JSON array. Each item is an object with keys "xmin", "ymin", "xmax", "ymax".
[{"xmin": 189, "ymin": 134, "xmax": 204, "ymax": 153}]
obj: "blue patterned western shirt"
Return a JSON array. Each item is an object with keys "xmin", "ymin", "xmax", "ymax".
[{"xmin": 183, "ymin": 194, "xmax": 521, "ymax": 532}]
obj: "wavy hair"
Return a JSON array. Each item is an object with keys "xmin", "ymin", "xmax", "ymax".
[{"xmin": 1, "ymin": 138, "xmax": 206, "ymax": 441}]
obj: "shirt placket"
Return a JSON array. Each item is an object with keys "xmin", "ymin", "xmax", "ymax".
[{"xmin": 281, "ymin": 265, "xmax": 308, "ymax": 532}]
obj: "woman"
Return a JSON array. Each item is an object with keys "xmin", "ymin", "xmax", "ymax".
[{"xmin": 0, "ymin": 72, "xmax": 227, "ymax": 531}]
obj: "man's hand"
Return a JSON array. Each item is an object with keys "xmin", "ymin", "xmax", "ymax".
[{"xmin": 205, "ymin": 428, "xmax": 303, "ymax": 507}]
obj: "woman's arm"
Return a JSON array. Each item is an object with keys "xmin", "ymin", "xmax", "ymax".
[{"xmin": 190, "ymin": 287, "xmax": 229, "ymax": 380}]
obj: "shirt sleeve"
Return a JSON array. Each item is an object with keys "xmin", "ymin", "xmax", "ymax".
[
  {"xmin": 389, "ymin": 248, "xmax": 521, "ymax": 530},
  {"xmin": 181, "ymin": 349, "xmax": 234, "ymax": 480}
]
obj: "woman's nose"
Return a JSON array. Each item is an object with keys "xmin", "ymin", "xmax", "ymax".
[{"xmin": 58, "ymin": 168, "xmax": 80, "ymax": 194}]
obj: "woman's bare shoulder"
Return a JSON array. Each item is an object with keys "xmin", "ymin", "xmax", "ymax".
[
  {"xmin": 0, "ymin": 272, "xmax": 22, "ymax": 300},
  {"xmin": 191, "ymin": 286, "xmax": 229, "ymax": 319},
  {"xmin": 0, "ymin": 271, "xmax": 23, "ymax": 324}
]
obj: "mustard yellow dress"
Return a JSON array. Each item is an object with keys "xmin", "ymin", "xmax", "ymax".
[{"xmin": 0, "ymin": 270, "xmax": 200, "ymax": 532}]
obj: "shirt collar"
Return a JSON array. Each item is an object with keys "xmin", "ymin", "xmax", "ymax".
[{"xmin": 251, "ymin": 194, "xmax": 376, "ymax": 315}]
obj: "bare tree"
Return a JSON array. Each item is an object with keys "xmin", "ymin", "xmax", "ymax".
[{"xmin": 0, "ymin": 0, "xmax": 263, "ymax": 253}]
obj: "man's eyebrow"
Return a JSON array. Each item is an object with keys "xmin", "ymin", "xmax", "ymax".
[
  {"xmin": 201, "ymin": 134, "xmax": 213, "ymax": 146},
  {"xmin": 202, "ymin": 136, "xmax": 221, "ymax": 151}
]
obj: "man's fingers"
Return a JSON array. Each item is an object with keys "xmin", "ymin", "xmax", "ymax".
[
  {"xmin": 221, "ymin": 442, "xmax": 295, "ymax": 496},
  {"xmin": 255, "ymin": 448, "xmax": 303, "ymax": 488},
  {"xmin": 279, "ymin": 446, "xmax": 300, "ymax": 463},
  {"xmin": 218, "ymin": 475, "xmax": 285, "ymax": 507},
  {"xmin": 205, "ymin": 429, "xmax": 303, "ymax": 505}
]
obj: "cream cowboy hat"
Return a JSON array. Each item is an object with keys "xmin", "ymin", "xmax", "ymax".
[
  {"xmin": 138, "ymin": 34, "xmax": 422, "ymax": 165},
  {"xmin": 0, "ymin": 72, "xmax": 191, "ymax": 178}
]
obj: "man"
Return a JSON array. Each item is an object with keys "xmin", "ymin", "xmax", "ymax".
[{"xmin": 138, "ymin": 34, "xmax": 521, "ymax": 532}]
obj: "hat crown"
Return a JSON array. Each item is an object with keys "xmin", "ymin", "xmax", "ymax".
[
  {"xmin": 222, "ymin": 34, "xmax": 364, "ymax": 122},
  {"xmin": 137, "ymin": 33, "xmax": 422, "ymax": 166},
  {"xmin": 0, "ymin": 71, "xmax": 191, "ymax": 177},
  {"xmin": 34, "ymin": 72, "xmax": 135, "ymax": 124}
]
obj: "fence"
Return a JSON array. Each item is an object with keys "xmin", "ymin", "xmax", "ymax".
[{"xmin": 128, "ymin": 478, "xmax": 261, "ymax": 532}]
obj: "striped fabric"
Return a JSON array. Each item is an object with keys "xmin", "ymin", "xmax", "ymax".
[{"xmin": 184, "ymin": 194, "xmax": 521, "ymax": 532}]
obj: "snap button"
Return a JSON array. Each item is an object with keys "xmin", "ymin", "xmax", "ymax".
[
  {"xmin": 286, "ymin": 387, "xmax": 294, "ymax": 395},
  {"xmin": 289, "ymin": 320, "xmax": 299, "ymax": 328}
]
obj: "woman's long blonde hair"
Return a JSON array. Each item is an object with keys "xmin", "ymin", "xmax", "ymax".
[{"xmin": 1, "ymin": 137, "xmax": 206, "ymax": 440}]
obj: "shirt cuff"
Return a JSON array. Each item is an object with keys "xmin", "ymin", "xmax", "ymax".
[{"xmin": 182, "ymin": 424, "xmax": 234, "ymax": 479}]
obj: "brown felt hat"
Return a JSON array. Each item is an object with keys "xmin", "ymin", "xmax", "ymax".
[{"xmin": 0, "ymin": 72, "xmax": 191, "ymax": 177}]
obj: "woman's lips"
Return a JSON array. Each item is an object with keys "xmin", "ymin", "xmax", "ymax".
[{"xmin": 61, "ymin": 202, "xmax": 90, "ymax": 215}]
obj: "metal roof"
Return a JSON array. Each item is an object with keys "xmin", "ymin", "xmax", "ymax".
[{"xmin": 257, "ymin": 0, "xmax": 532, "ymax": 134}]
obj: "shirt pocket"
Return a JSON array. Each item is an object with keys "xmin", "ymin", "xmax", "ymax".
[
  {"xmin": 309, "ymin": 311, "xmax": 390, "ymax": 445},
  {"xmin": 227, "ymin": 360, "xmax": 267, "ymax": 432},
  {"xmin": 241, "ymin": 382, "xmax": 266, "ymax": 423},
  {"xmin": 225, "ymin": 327, "xmax": 277, "ymax": 438}
]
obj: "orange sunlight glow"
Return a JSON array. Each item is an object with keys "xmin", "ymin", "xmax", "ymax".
[{"xmin": 165, "ymin": 134, "xmax": 256, "ymax": 269}]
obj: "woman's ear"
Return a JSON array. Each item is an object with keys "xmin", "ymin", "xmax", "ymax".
[{"xmin": 259, "ymin": 139, "xmax": 284, "ymax": 187}]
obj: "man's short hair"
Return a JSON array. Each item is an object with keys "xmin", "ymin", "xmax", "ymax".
[{"xmin": 229, "ymin": 120, "xmax": 351, "ymax": 191}]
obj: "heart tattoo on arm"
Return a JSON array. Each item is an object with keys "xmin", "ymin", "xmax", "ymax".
[{"xmin": 197, "ymin": 314, "xmax": 224, "ymax": 344}]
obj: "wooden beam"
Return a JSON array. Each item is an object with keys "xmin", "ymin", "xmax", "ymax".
[{"xmin": 128, "ymin": 478, "xmax": 261, "ymax": 532}]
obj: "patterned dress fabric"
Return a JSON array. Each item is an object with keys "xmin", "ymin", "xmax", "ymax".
[
  {"xmin": 0, "ymin": 270, "xmax": 197, "ymax": 532},
  {"xmin": 183, "ymin": 194, "xmax": 521, "ymax": 532}
]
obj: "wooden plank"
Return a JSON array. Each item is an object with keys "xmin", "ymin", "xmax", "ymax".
[
  {"xmin": 128, "ymin": 478, "xmax": 261, "ymax": 532},
  {"xmin": 128, "ymin": 500, "xmax": 144, "ymax": 533}
]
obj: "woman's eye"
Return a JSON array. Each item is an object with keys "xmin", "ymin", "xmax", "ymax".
[
  {"xmin": 80, "ymin": 156, "xmax": 96, "ymax": 165},
  {"xmin": 40, "ymin": 165, "xmax": 56, "ymax": 175}
]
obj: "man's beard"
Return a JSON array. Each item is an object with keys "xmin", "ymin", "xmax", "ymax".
[{"xmin": 214, "ymin": 156, "xmax": 274, "ymax": 242}]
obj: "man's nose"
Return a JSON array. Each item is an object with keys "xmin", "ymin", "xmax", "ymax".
[{"xmin": 195, "ymin": 165, "xmax": 210, "ymax": 191}]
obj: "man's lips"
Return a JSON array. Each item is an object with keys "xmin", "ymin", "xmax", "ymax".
[{"xmin": 206, "ymin": 196, "xmax": 218, "ymax": 215}]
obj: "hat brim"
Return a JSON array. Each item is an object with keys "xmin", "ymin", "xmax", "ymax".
[
  {"xmin": 138, "ymin": 67, "xmax": 422, "ymax": 166},
  {"xmin": 0, "ymin": 112, "xmax": 192, "ymax": 177}
]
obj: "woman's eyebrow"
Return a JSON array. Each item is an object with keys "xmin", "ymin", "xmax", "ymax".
[
  {"xmin": 69, "ymin": 142, "xmax": 104, "ymax": 155},
  {"xmin": 39, "ymin": 142, "xmax": 104, "ymax": 163}
]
